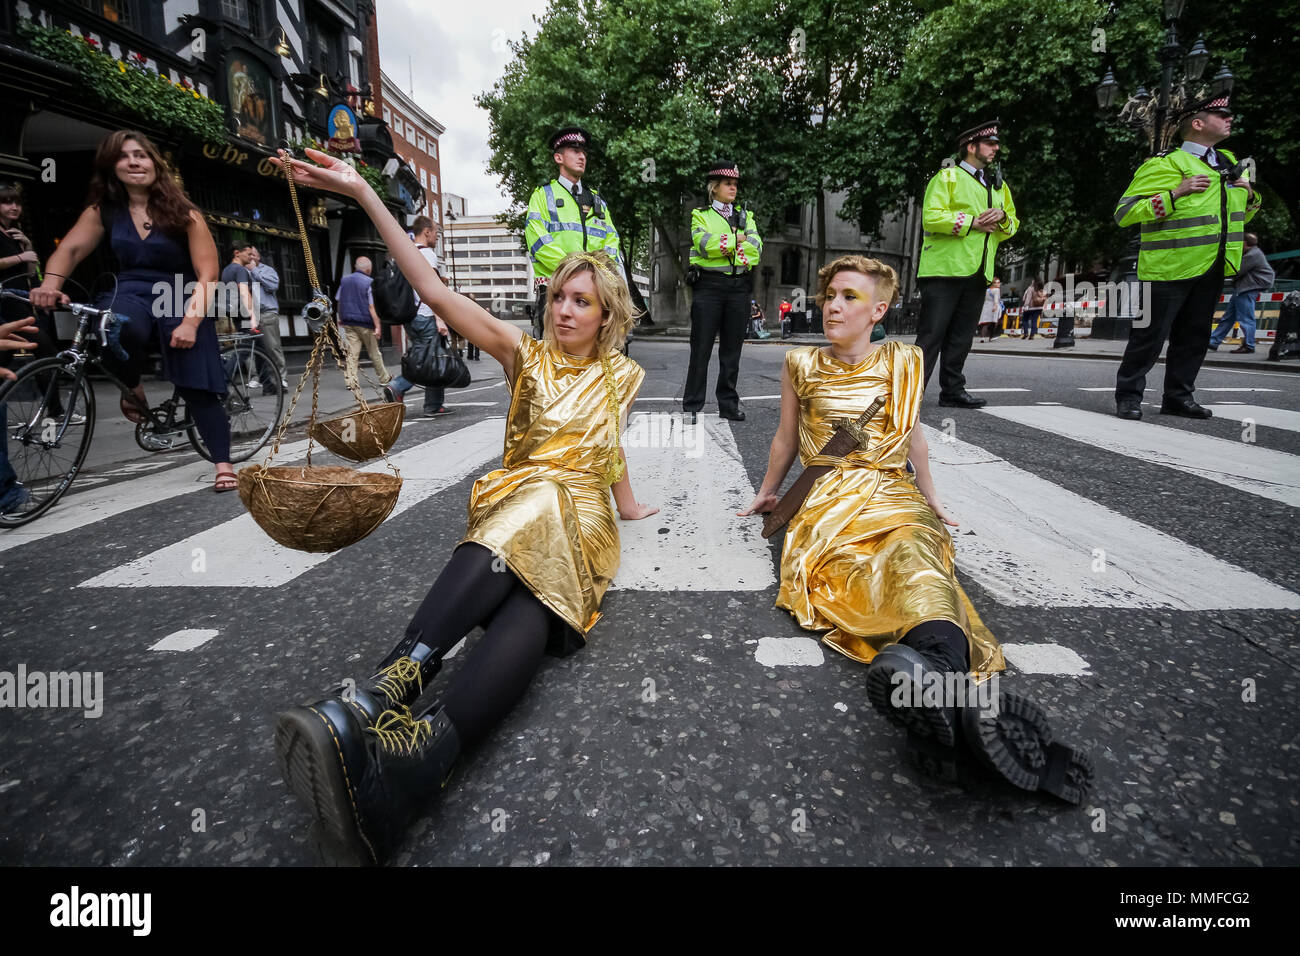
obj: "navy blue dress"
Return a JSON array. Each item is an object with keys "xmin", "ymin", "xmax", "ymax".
[{"xmin": 95, "ymin": 206, "xmax": 227, "ymax": 395}]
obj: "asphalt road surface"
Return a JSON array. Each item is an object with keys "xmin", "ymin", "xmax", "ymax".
[{"xmin": 3, "ymin": 340, "xmax": 1297, "ymax": 866}]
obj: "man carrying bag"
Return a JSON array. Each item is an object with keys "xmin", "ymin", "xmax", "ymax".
[{"xmin": 384, "ymin": 215, "xmax": 462, "ymax": 417}]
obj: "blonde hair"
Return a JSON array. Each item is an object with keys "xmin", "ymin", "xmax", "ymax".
[
  {"xmin": 543, "ymin": 251, "xmax": 636, "ymax": 354},
  {"xmin": 815, "ymin": 254, "xmax": 900, "ymax": 308}
]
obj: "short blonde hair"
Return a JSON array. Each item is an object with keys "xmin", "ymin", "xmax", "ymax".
[
  {"xmin": 815, "ymin": 254, "xmax": 899, "ymax": 308},
  {"xmin": 543, "ymin": 251, "xmax": 636, "ymax": 354}
]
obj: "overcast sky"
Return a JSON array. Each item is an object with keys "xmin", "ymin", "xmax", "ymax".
[{"xmin": 377, "ymin": 0, "xmax": 547, "ymax": 217}]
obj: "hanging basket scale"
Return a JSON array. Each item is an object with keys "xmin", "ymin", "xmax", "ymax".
[{"xmin": 238, "ymin": 150, "xmax": 404, "ymax": 553}]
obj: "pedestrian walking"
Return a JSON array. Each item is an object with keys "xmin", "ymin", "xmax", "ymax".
[
  {"xmin": 747, "ymin": 299, "xmax": 770, "ymax": 339},
  {"xmin": 247, "ymin": 246, "xmax": 287, "ymax": 390},
  {"xmin": 270, "ymin": 147, "xmax": 659, "ymax": 866},
  {"xmin": 682, "ymin": 160, "xmax": 763, "ymax": 422},
  {"xmin": 523, "ymin": 127, "xmax": 623, "ymax": 339},
  {"xmin": 335, "ymin": 256, "xmax": 393, "ymax": 391},
  {"xmin": 30, "ymin": 130, "xmax": 236, "ymax": 492},
  {"xmin": 779, "ymin": 297, "xmax": 793, "ymax": 338},
  {"xmin": 385, "ymin": 215, "xmax": 452, "ymax": 416},
  {"xmin": 1208, "ymin": 233, "xmax": 1274, "ymax": 354},
  {"xmin": 739, "ymin": 254, "xmax": 1091, "ymax": 803},
  {"xmin": 1112, "ymin": 94, "xmax": 1262, "ymax": 420},
  {"xmin": 915, "ymin": 118, "xmax": 1019, "ymax": 408},
  {"xmin": 977, "ymin": 276, "xmax": 1002, "ymax": 341},
  {"xmin": 1020, "ymin": 275, "xmax": 1045, "ymax": 340}
]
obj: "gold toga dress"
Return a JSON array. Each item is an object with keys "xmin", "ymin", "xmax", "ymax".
[
  {"xmin": 461, "ymin": 334, "xmax": 645, "ymax": 656},
  {"xmin": 776, "ymin": 341, "xmax": 1004, "ymax": 673}
]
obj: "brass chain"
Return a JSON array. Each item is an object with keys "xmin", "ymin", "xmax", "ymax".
[{"xmin": 252, "ymin": 151, "xmax": 398, "ymax": 478}]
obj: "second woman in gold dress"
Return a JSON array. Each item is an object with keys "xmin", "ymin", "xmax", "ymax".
[{"xmin": 742, "ymin": 254, "xmax": 1091, "ymax": 804}]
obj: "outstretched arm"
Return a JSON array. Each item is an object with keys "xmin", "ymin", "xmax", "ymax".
[
  {"xmin": 908, "ymin": 424, "xmax": 958, "ymax": 527},
  {"xmin": 738, "ymin": 358, "xmax": 800, "ymax": 516},
  {"xmin": 274, "ymin": 149, "xmax": 522, "ymax": 376}
]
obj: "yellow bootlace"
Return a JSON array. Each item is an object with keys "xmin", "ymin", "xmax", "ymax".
[
  {"xmin": 372, "ymin": 657, "xmax": 423, "ymax": 704},
  {"xmin": 367, "ymin": 706, "xmax": 434, "ymax": 756}
]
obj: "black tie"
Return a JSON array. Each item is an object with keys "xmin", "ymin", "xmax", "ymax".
[{"xmin": 977, "ymin": 169, "xmax": 989, "ymax": 188}]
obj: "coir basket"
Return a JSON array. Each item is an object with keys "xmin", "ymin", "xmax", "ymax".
[
  {"xmin": 309, "ymin": 401, "xmax": 406, "ymax": 462},
  {"xmin": 238, "ymin": 464, "xmax": 401, "ymax": 553}
]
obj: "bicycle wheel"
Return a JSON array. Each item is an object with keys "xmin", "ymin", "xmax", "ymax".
[
  {"xmin": 0, "ymin": 357, "xmax": 96, "ymax": 528},
  {"xmin": 190, "ymin": 341, "xmax": 284, "ymax": 462}
]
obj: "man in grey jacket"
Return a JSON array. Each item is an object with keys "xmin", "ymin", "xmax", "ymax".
[
  {"xmin": 1208, "ymin": 233, "xmax": 1275, "ymax": 354},
  {"xmin": 249, "ymin": 247, "xmax": 288, "ymax": 390}
]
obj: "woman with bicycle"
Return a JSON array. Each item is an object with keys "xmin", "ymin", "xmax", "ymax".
[
  {"xmin": 271, "ymin": 147, "xmax": 659, "ymax": 865},
  {"xmin": 30, "ymin": 130, "xmax": 237, "ymax": 493}
]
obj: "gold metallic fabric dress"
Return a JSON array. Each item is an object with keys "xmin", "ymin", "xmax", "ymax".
[
  {"xmin": 775, "ymin": 342, "xmax": 1004, "ymax": 673},
  {"xmin": 461, "ymin": 334, "xmax": 645, "ymax": 656}
]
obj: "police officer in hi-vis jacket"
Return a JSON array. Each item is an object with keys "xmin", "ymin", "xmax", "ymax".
[
  {"xmin": 523, "ymin": 127, "xmax": 623, "ymax": 338},
  {"xmin": 1113, "ymin": 94, "xmax": 1261, "ymax": 421},
  {"xmin": 915, "ymin": 119, "xmax": 1019, "ymax": 408},
  {"xmin": 682, "ymin": 159, "xmax": 762, "ymax": 422}
]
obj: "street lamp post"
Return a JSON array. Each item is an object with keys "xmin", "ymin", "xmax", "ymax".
[
  {"xmin": 444, "ymin": 201, "xmax": 459, "ymax": 297},
  {"xmin": 1095, "ymin": 0, "xmax": 1233, "ymax": 154}
]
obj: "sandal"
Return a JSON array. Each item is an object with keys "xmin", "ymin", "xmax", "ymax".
[
  {"xmin": 120, "ymin": 388, "xmax": 148, "ymax": 424},
  {"xmin": 214, "ymin": 468, "xmax": 239, "ymax": 494}
]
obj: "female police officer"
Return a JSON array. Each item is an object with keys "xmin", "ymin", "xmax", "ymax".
[{"xmin": 682, "ymin": 160, "xmax": 762, "ymax": 422}]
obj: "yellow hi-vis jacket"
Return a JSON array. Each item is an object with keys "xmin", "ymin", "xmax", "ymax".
[
  {"xmin": 917, "ymin": 165, "xmax": 1019, "ymax": 282},
  {"xmin": 524, "ymin": 179, "xmax": 623, "ymax": 280},
  {"xmin": 689, "ymin": 205, "xmax": 762, "ymax": 275},
  {"xmin": 1114, "ymin": 146, "xmax": 1262, "ymax": 281}
]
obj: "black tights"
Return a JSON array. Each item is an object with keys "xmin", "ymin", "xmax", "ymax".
[
  {"xmin": 392, "ymin": 543, "xmax": 550, "ymax": 746},
  {"xmin": 900, "ymin": 619, "xmax": 971, "ymax": 673}
]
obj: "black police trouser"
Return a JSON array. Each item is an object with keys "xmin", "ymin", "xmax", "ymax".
[
  {"xmin": 1115, "ymin": 257, "xmax": 1224, "ymax": 406},
  {"xmin": 915, "ymin": 273, "xmax": 987, "ymax": 397},
  {"xmin": 683, "ymin": 272, "xmax": 751, "ymax": 413}
]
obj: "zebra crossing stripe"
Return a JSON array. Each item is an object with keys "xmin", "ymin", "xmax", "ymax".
[
  {"xmin": 1201, "ymin": 404, "xmax": 1300, "ymax": 433},
  {"xmin": 981, "ymin": 406, "xmax": 1300, "ymax": 509},
  {"xmin": 0, "ymin": 438, "xmax": 314, "ymax": 555},
  {"xmin": 612, "ymin": 413, "xmax": 775, "ymax": 591},
  {"xmin": 77, "ymin": 420, "xmax": 505, "ymax": 589},
  {"xmin": 923, "ymin": 424, "xmax": 1300, "ymax": 609}
]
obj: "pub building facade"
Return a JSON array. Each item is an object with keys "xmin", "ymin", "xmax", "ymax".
[{"xmin": 0, "ymin": 0, "xmax": 424, "ymax": 340}]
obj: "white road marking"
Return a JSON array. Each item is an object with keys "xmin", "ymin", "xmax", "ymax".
[
  {"xmin": 754, "ymin": 636, "xmax": 825, "ymax": 667},
  {"xmin": 613, "ymin": 413, "xmax": 775, "ymax": 591},
  {"xmin": 1001, "ymin": 642, "xmax": 1092, "ymax": 676},
  {"xmin": 441, "ymin": 402, "xmax": 499, "ymax": 407},
  {"xmin": 0, "ymin": 438, "xmax": 312, "ymax": 554},
  {"xmin": 980, "ymin": 406, "xmax": 1300, "ymax": 509},
  {"xmin": 149, "ymin": 629, "xmax": 219, "ymax": 652},
  {"xmin": 1035, "ymin": 402, "xmax": 1063, "ymax": 405},
  {"xmin": 78, "ymin": 420, "xmax": 505, "ymax": 589},
  {"xmin": 1079, "ymin": 387, "xmax": 1134, "ymax": 392},
  {"xmin": 1199, "ymin": 387, "xmax": 1282, "ymax": 393},
  {"xmin": 968, "ymin": 388, "xmax": 1030, "ymax": 392},
  {"xmin": 925, "ymin": 424, "xmax": 1300, "ymax": 609},
  {"xmin": 1203, "ymin": 404, "xmax": 1300, "ymax": 433}
]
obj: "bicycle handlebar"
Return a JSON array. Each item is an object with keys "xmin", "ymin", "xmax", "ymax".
[{"xmin": 0, "ymin": 287, "xmax": 114, "ymax": 320}]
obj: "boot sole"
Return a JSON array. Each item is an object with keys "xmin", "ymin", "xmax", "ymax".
[
  {"xmin": 274, "ymin": 706, "xmax": 378, "ymax": 866},
  {"xmin": 865, "ymin": 648, "xmax": 958, "ymax": 747},
  {"xmin": 961, "ymin": 691, "xmax": 1094, "ymax": 804}
]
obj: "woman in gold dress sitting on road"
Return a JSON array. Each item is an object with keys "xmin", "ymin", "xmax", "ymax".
[
  {"xmin": 270, "ymin": 148, "xmax": 658, "ymax": 865},
  {"xmin": 741, "ymin": 254, "xmax": 1090, "ymax": 803}
]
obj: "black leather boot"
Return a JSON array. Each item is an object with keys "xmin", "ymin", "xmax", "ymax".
[
  {"xmin": 333, "ymin": 633, "xmax": 445, "ymax": 728},
  {"xmin": 959, "ymin": 689, "xmax": 1094, "ymax": 804},
  {"xmin": 275, "ymin": 702, "xmax": 461, "ymax": 865},
  {"xmin": 865, "ymin": 643, "xmax": 960, "ymax": 746}
]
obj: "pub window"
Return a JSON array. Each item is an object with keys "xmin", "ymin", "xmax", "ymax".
[
  {"xmin": 418, "ymin": 133, "xmax": 426, "ymax": 152},
  {"xmin": 78, "ymin": 0, "xmax": 134, "ymax": 27},
  {"xmin": 784, "ymin": 204, "xmax": 802, "ymax": 228},
  {"xmin": 382, "ymin": 106, "xmax": 391, "ymax": 124},
  {"xmin": 306, "ymin": 4, "xmax": 343, "ymax": 76},
  {"xmin": 220, "ymin": 0, "xmax": 264, "ymax": 33}
]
